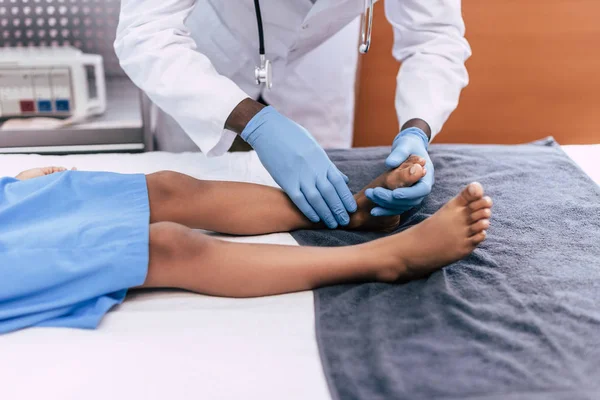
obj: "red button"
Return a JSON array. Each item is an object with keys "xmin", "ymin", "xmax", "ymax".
[{"xmin": 20, "ymin": 100, "xmax": 35, "ymax": 112}]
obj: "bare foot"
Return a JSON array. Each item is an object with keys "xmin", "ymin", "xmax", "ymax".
[
  {"xmin": 372, "ymin": 182, "xmax": 493, "ymax": 282},
  {"xmin": 348, "ymin": 155, "xmax": 427, "ymax": 232}
]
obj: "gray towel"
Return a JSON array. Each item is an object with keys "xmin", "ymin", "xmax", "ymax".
[{"xmin": 291, "ymin": 138, "xmax": 600, "ymax": 400}]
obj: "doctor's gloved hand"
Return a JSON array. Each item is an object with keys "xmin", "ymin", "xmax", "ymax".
[
  {"xmin": 241, "ymin": 106, "xmax": 357, "ymax": 229},
  {"xmin": 366, "ymin": 127, "xmax": 434, "ymax": 216}
]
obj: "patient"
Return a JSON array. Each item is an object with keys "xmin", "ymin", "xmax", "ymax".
[{"xmin": 0, "ymin": 156, "xmax": 492, "ymax": 333}]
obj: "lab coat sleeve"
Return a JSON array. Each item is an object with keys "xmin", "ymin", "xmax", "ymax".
[
  {"xmin": 114, "ymin": 0, "xmax": 249, "ymax": 156},
  {"xmin": 384, "ymin": 0, "xmax": 472, "ymax": 139}
]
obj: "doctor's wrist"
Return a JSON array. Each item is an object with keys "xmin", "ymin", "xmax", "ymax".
[
  {"xmin": 225, "ymin": 98, "xmax": 266, "ymax": 135},
  {"xmin": 401, "ymin": 119, "xmax": 432, "ymax": 140}
]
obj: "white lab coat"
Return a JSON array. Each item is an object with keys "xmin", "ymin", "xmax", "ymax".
[{"xmin": 115, "ymin": 0, "xmax": 471, "ymax": 155}]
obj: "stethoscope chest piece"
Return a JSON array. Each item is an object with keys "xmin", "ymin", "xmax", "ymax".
[
  {"xmin": 359, "ymin": 0, "xmax": 374, "ymax": 54},
  {"xmin": 252, "ymin": 0, "xmax": 374, "ymax": 89},
  {"xmin": 255, "ymin": 55, "xmax": 272, "ymax": 90}
]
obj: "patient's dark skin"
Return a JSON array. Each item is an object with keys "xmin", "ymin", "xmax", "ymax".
[
  {"xmin": 15, "ymin": 158, "xmax": 492, "ymax": 298},
  {"xmin": 146, "ymin": 155, "xmax": 430, "ymax": 235}
]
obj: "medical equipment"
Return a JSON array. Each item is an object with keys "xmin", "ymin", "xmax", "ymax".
[
  {"xmin": 252, "ymin": 0, "xmax": 375, "ymax": 89},
  {"xmin": 0, "ymin": 47, "xmax": 106, "ymax": 120},
  {"xmin": 359, "ymin": 0, "xmax": 374, "ymax": 54},
  {"xmin": 252, "ymin": 0, "xmax": 272, "ymax": 89},
  {"xmin": 0, "ymin": 1, "xmax": 150, "ymax": 154}
]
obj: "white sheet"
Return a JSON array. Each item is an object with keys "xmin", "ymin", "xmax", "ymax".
[{"xmin": 0, "ymin": 145, "xmax": 598, "ymax": 400}]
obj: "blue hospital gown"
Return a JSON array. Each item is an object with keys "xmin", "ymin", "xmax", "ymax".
[{"xmin": 0, "ymin": 171, "xmax": 150, "ymax": 334}]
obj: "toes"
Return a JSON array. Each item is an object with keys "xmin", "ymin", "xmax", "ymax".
[
  {"xmin": 414, "ymin": 157, "xmax": 426, "ymax": 167},
  {"xmin": 470, "ymin": 230, "xmax": 487, "ymax": 245},
  {"xmin": 470, "ymin": 208, "xmax": 492, "ymax": 222},
  {"xmin": 398, "ymin": 155, "xmax": 424, "ymax": 169},
  {"xmin": 468, "ymin": 196, "xmax": 493, "ymax": 211},
  {"xmin": 469, "ymin": 219, "xmax": 490, "ymax": 235},
  {"xmin": 409, "ymin": 156, "xmax": 426, "ymax": 167},
  {"xmin": 385, "ymin": 163, "xmax": 425, "ymax": 189},
  {"xmin": 456, "ymin": 182, "xmax": 484, "ymax": 206}
]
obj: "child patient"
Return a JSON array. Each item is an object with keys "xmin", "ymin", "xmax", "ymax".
[{"xmin": 0, "ymin": 157, "xmax": 492, "ymax": 333}]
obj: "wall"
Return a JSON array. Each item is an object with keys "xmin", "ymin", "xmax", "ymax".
[{"xmin": 353, "ymin": 0, "xmax": 600, "ymax": 146}]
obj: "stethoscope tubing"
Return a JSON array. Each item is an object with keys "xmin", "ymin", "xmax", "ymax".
[{"xmin": 253, "ymin": 0, "xmax": 375, "ymax": 88}]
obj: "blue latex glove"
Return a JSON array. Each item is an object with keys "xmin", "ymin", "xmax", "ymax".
[
  {"xmin": 241, "ymin": 106, "xmax": 357, "ymax": 229},
  {"xmin": 365, "ymin": 127, "xmax": 434, "ymax": 216}
]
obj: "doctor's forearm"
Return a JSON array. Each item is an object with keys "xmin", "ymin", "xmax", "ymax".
[
  {"xmin": 224, "ymin": 98, "xmax": 265, "ymax": 134},
  {"xmin": 401, "ymin": 119, "xmax": 431, "ymax": 140}
]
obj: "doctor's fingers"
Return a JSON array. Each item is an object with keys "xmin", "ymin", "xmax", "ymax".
[
  {"xmin": 385, "ymin": 146, "xmax": 412, "ymax": 169},
  {"xmin": 333, "ymin": 166, "xmax": 350, "ymax": 184},
  {"xmin": 328, "ymin": 168, "xmax": 357, "ymax": 213},
  {"xmin": 370, "ymin": 206, "xmax": 414, "ymax": 217},
  {"xmin": 370, "ymin": 197, "xmax": 423, "ymax": 216},
  {"xmin": 287, "ymin": 190, "xmax": 320, "ymax": 224},
  {"xmin": 302, "ymin": 184, "xmax": 339, "ymax": 229},
  {"xmin": 316, "ymin": 177, "xmax": 351, "ymax": 227},
  {"xmin": 366, "ymin": 187, "xmax": 423, "ymax": 210},
  {"xmin": 391, "ymin": 178, "xmax": 433, "ymax": 201}
]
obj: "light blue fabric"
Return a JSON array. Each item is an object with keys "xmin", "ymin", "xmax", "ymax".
[
  {"xmin": 241, "ymin": 106, "xmax": 356, "ymax": 229},
  {"xmin": 366, "ymin": 127, "xmax": 434, "ymax": 216},
  {"xmin": 0, "ymin": 171, "xmax": 150, "ymax": 334}
]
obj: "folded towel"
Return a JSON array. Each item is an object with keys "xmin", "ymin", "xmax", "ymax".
[{"xmin": 291, "ymin": 138, "xmax": 600, "ymax": 400}]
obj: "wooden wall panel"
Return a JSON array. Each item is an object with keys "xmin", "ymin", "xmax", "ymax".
[{"xmin": 353, "ymin": 0, "xmax": 600, "ymax": 146}]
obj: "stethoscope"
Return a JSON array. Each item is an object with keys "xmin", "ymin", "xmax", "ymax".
[{"xmin": 253, "ymin": 0, "xmax": 374, "ymax": 90}]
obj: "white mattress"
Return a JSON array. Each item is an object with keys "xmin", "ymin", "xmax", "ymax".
[{"xmin": 1, "ymin": 145, "xmax": 599, "ymax": 400}]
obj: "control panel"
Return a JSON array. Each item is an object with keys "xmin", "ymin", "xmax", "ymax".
[
  {"xmin": 0, "ymin": 47, "xmax": 105, "ymax": 120},
  {"xmin": 0, "ymin": 68, "xmax": 72, "ymax": 117}
]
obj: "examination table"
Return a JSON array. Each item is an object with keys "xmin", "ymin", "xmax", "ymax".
[{"xmin": 0, "ymin": 144, "xmax": 599, "ymax": 400}]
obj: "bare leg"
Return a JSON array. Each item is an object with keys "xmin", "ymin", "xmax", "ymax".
[
  {"xmin": 142, "ymin": 183, "xmax": 492, "ymax": 297},
  {"xmin": 145, "ymin": 156, "xmax": 427, "ymax": 235},
  {"xmin": 144, "ymin": 222, "xmax": 380, "ymax": 297}
]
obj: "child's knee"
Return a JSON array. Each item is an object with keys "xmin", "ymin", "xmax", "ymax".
[
  {"xmin": 146, "ymin": 171, "xmax": 181, "ymax": 203},
  {"xmin": 146, "ymin": 171, "xmax": 188, "ymax": 222},
  {"xmin": 150, "ymin": 221, "xmax": 208, "ymax": 257},
  {"xmin": 146, "ymin": 222, "xmax": 210, "ymax": 287},
  {"xmin": 150, "ymin": 222, "xmax": 181, "ymax": 256}
]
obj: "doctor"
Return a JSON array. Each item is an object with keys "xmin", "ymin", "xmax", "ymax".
[{"xmin": 115, "ymin": 0, "xmax": 471, "ymax": 229}]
